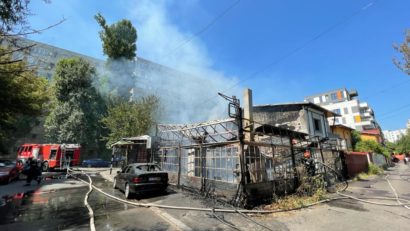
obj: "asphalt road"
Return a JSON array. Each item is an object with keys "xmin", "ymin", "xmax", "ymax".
[{"xmin": 1, "ymin": 164, "xmax": 410, "ymax": 231}]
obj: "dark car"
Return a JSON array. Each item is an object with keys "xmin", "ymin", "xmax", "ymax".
[
  {"xmin": 0, "ymin": 159, "xmax": 21, "ymax": 184},
  {"xmin": 82, "ymin": 158, "xmax": 111, "ymax": 167},
  {"xmin": 113, "ymin": 163, "xmax": 168, "ymax": 199}
]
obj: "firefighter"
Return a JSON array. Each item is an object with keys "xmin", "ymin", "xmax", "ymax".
[
  {"xmin": 303, "ymin": 150, "xmax": 316, "ymax": 177},
  {"xmin": 24, "ymin": 158, "xmax": 42, "ymax": 186}
]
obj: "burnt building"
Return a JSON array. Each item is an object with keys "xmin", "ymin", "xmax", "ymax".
[{"xmin": 153, "ymin": 89, "xmax": 345, "ymax": 207}]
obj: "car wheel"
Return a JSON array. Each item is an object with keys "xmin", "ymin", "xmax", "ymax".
[
  {"xmin": 125, "ymin": 184, "xmax": 132, "ymax": 199},
  {"xmin": 113, "ymin": 178, "xmax": 117, "ymax": 189},
  {"xmin": 87, "ymin": 164, "xmax": 91, "ymax": 168},
  {"xmin": 7, "ymin": 176, "xmax": 11, "ymax": 184}
]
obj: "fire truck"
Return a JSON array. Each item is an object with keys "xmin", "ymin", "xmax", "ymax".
[{"xmin": 17, "ymin": 143, "xmax": 81, "ymax": 171}]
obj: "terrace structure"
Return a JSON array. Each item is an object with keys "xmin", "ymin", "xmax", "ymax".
[{"xmin": 154, "ymin": 89, "xmax": 345, "ymax": 206}]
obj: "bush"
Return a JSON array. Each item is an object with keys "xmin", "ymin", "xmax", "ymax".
[{"xmin": 368, "ymin": 163, "xmax": 383, "ymax": 175}]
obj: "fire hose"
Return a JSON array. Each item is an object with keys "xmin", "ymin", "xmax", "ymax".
[{"xmin": 67, "ymin": 165, "xmax": 410, "ymax": 231}]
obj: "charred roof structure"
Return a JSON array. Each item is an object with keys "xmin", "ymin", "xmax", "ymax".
[{"xmin": 154, "ymin": 89, "xmax": 345, "ymax": 207}]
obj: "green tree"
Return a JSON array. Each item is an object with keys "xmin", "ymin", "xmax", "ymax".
[
  {"xmin": 95, "ymin": 13, "xmax": 138, "ymax": 99},
  {"xmin": 351, "ymin": 130, "xmax": 362, "ymax": 148},
  {"xmin": 394, "ymin": 29, "xmax": 410, "ymax": 75},
  {"xmin": 355, "ymin": 139, "xmax": 388, "ymax": 156},
  {"xmin": 44, "ymin": 57, "xmax": 104, "ymax": 147},
  {"xmin": 0, "ymin": 45, "xmax": 48, "ymax": 154},
  {"xmin": 101, "ymin": 96, "xmax": 159, "ymax": 147},
  {"xmin": 396, "ymin": 130, "xmax": 410, "ymax": 153},
  {"xmin": 95, "ymin": 13, "xmax": 137, "ymax": 60}
]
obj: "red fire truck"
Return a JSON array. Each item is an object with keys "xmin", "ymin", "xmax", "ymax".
[{"xmin": 17, "ymin": 143, "xmax": 81, "ymax": 171}]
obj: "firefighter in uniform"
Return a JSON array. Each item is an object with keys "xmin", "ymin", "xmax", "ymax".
[{"xmin": 303, "ymin": 150, "xmax": 316, "ymax": 177}]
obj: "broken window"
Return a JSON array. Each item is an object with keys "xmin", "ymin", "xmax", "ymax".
[{"xmin": 314, "ymin": 118, "xmax": 322, "ymax": 132}]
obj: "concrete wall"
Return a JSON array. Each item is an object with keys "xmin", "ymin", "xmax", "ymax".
[
  {"xmin": 253, "ymin": 105, "xmax": 309, "ymax": 134},
  {"xmin": 371, "ymin": 153, "xmax": 387, "ymax": 167}
]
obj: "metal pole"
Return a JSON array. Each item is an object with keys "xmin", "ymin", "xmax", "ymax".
[
  {"xmin": 289, "ymin": 136, "xmax": 298, "ymax": 190},
  {"xmin": 177, "ymin": 144, "xmax": 181, "ymax": 187}
]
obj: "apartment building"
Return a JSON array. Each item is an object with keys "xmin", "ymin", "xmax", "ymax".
[
  {"xmin": 383, "ymin": 129, "xmax": 407, "ymax": 143},
  {"xmin": 305, "ymin": 88, "xmax": 380, "ymax": 132}
]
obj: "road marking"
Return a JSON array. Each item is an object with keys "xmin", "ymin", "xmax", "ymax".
[{"xmin": 149, "ymin": 206, "xmax": 192, "ymax": 231}]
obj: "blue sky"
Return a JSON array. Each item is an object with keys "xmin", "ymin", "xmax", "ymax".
[{"xmin": 26, "ymin": 0, "xmax": 410, "ymax": 130}]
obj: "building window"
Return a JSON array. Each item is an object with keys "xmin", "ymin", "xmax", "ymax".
[
  {"xmin": 333, "ymin": 108, "xmax": 341, "ymax": 115},
  {"xmin": 313, "ymin": 118, "xmax": 322, "ymax": 133},
  {"xmin": 354, "ymin": 115, "xmax": 361, "ymax": 123},
  {"xmin": 330, "ymin": 93, "xmax": 337, "ymax": 101},
  {"xmin": 344, "ymin": 107, "xmax": 349, "ymax": 114},
  {"xmin": 351, "ymin": 106, "xmax": 359, "ymax": 113},
  {"xmin": 342, "ymin": 117, "xmax": 346, "ymax": 124}
]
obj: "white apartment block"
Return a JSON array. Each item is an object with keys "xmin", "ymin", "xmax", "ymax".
[
  {"xmin": 305, "ymin": 88, "xmax": 380, "ymax": 131},
  {"xmin": 383, "ymin": 129, "xmax": 407, "ymax": 143}
]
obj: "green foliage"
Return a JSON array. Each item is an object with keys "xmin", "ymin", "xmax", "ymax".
[
  {"xmin": 101, "ymin": 95, "xmax": 159, "ymax": 148},
  {"xmin": 95, "ymin": 13, "xmax": 137, "ymax": 60},
  {"xmin": 351, "ymin": 130, "xmax": 362, "ymax": 148},
  {"xmin": 355, "ymin": 139, "xmax": 388, "ymax": 157},
  {"xmin": 0, "ymin": 0, "xmax": 30, "ymax": 34},
  {"xmin": 44, "ymin": 57, "xmax": 105, "ymax": 146},
  {"xmin": 396, "ymin": 130, "xmax": 410, "ymax": 153},
  {"xmin": 368, "ymin": 163, "xmax": 384, "ymax": 175},
  {"xmin": 394, "ymin": 29, "xmax": 410, "ymax": 75},
  {"xmin": 385, "ymin": 141, "xmax": 397, "ymax": 152},
  {"xmin": 0, "ymin": 45, "xmax": 49, "ymax": 153}
]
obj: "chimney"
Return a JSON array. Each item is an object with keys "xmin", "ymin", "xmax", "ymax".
[{"xmin": 243, "ymin": 88, "xmax": 254, "ymax": 141}]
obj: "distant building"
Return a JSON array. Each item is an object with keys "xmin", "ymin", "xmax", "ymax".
[
  {"xmin": 383, "ymin": 129, "xmax": 407, "ymax": 143},
  {"xmin": 304, "ymin": 88, "xmax": 381, "ymax": 132},
  {"xmin": 5, "ymin": 37, "xmax": 209, "ymax": 155}
]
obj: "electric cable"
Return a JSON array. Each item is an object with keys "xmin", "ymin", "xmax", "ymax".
[
  {"xmin": 199, "ymin": 0, "xmax": 380, "ymax": 109},
  {"xmin": 163, "ymin": 0, "xmax": 240, "ymax": 58}
]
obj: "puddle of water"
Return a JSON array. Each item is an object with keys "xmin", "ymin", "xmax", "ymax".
[{"xmin": 0, "ymin": 187, "xmax": 90, "ymax": 230}]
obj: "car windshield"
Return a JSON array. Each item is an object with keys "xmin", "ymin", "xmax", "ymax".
[{"xmin": 134, "ymin": 164, "xmax": 161, "ymax": 172}]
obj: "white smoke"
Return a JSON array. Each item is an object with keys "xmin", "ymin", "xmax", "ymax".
[{"xmin": 112, "ymin": 0, "xmax": 242, "ymax": 123}]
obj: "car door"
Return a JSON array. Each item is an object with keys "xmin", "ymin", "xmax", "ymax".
[
  {"xmin": 118, "ymin": 166, "xmax": 129, "ymax": 190},
  {"xmin": 124, "ymin": 166, "xmax": 133, "ymax": 186}
]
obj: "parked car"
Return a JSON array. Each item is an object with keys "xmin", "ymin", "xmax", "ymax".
[
  {"xmin": 82, "ymin": 158, "xmax": 111, "ymax": 167},
  {"xmin": 0, "ymin": 159, "xmax": 21, "ymax": 184},
  {"xmin": 113, "ymin": 163, "xmax": 168, "ymax": 199}
]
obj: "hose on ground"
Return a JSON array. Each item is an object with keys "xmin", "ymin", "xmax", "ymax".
[{"xmin": 82, "ymin": 170, "xmax": 96, "ymax": 231}]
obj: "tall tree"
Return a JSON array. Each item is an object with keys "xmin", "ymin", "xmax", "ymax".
[
  {"xmin": 396, "ymin": 130, "xmax": 410, "ymax": 154},
  {"xmin": 394, "ymin": 29, "xmax": 410, "ymax": 75},
  {"xmin": 44, "ymin": 57, "xmax": 104, "ymax": 148},
  {"xmin": 101, "ymin": 96, "xmax": 159, "ymax": 147},
  {"xmin": 0, "ymin": 45, "xmax": 48, "ymax": 153},
  {"xmin": 95, "ymin": 13, "xmax": 137, "ymax": 60},
  {"xmin": 95, "ymin": 13, "xmax": 138, "ymax": 99}
]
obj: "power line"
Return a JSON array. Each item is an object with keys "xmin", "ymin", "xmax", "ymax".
[
  {"xmin": 360, "ymin": 78, "xmax": 410, "ymax": 101},
  {"xmin": 163, "ymin": 0, "xmax": 240, "ymax": 58},
  {"xmin": 378, "ymin": 103, "xmax": 410, "ymax": 119},
  {"xmin": 200, "ymin": 0, "xmax": 380, "ymax": 108}
]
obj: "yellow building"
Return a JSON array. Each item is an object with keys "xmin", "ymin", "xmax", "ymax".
[
  {"xmin": 331, "ymin": 125, "xmax": 353, "ymax": 150},
  {"xmin": 360, "ymin": 129, "xmax": 382, "ymax": 143}
]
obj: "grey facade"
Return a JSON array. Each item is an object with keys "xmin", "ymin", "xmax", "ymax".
[{"xmin": 252, "ymin": 102, "xmax": 337, "ymax": 139}]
